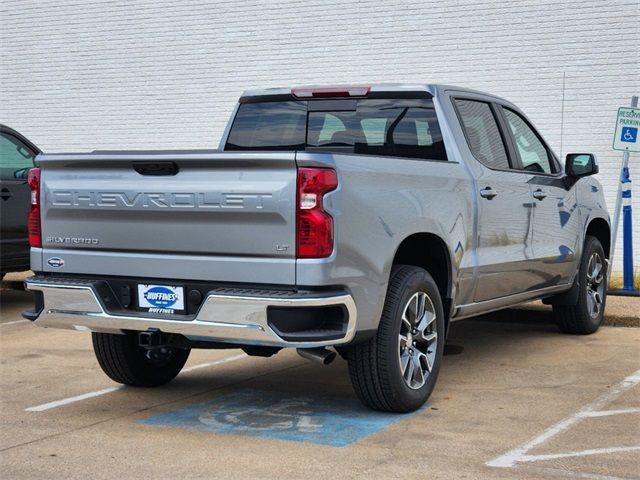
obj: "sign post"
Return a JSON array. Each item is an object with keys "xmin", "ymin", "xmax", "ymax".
[{"xmin": 609, "ymin": 96, "xmax": 639, "ymax": 295}]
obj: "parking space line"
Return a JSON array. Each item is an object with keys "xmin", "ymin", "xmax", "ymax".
[
  {"xmin": 24, "ymin": 353, "xmax": 247, "ymax": 412},
  {"xmin": 181, "ymin": 353, "xmax": 246, "ymax": 373},
  {"xmin": 25, "ymin": 387, "xmax": 121, "ymax": 412},
  {"xmin": 0, "ymin": 319, "xmax": 28, "ymax": 327},
  {"xmin": 518, "ymin": 445, "xmax": 640, "ymax": 463},
  {"xmin": 578, "ymin": 408, "xmax": 640, "ymax": 418},
  {"xmin": 486, "ymin": 368, "xmax": 640, "ymax": 469}
]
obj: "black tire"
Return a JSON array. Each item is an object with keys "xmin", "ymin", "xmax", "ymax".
[
  {"xmin": 553, "ymin": 236, "xmax": 607, "ymax": 335},
  {"xmin": 347, "ymin": 265, "xmax": 445, "ymax": 413},
  {"xmin": 92, "ymin": 332, "xmax": 190, "ymax": 387}
]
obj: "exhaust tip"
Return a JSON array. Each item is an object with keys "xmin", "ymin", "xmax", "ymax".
[{"xmin": 297, "ymin": 347, "xmax": 336, "ymax": 365}]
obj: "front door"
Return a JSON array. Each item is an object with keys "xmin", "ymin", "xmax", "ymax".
[{"xmin": 499, "ymin": 107, "xmax": 580, "ymax": 288}]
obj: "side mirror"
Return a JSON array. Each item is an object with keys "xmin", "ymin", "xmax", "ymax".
[
  {"xmin": 14, "ymin": 167, "xmax": 31, "ymax": 180},
  {"xmin": 565, "ymin": 153, "xmax": 598, "ymax": 178}
]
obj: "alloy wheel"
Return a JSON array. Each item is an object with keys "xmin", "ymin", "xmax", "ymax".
[
  {"xmin": 398, "ymin": 291, "xmax": 438, "ymax": 389},
  {"xmin": 586, "ymin": 252, "xmax": 605, "ymax": 319}
]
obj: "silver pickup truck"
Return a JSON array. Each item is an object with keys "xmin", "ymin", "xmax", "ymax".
[{"xmin": 23, "ymin": 84, "xmax": 610, "ymax": 412}]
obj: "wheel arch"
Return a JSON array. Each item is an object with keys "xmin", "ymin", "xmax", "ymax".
[
  {"xmin": 391, "ymin": 232, "xmax": 453, "ymax": 335},
  {"xmin": 544, "ymin": 216, "xmax": 611, "ymax": 307},
  {"xmin": 585, "ymin": 217, "xmax": 611, "ymax": 259}
]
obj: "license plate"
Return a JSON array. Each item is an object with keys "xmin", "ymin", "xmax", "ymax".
[{"xmin": 137, "ymin": 284, "xmax": 185, "ymax": 313}]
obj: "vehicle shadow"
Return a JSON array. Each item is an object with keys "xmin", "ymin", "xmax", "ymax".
[
  {"xmin": 130, "ymin": 307, "xmax": 568, "ymax": 441},
  {"xmin": 0, "ymin": 287, "xmax": 32, "ymax": 314},
  {"xmin": 160, "ymin": 306, "xmax": 563, "ymax": 398}
]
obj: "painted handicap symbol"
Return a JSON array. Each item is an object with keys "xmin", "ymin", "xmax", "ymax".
[
  {"xmin": 198, "ymin": 397, "xmax": 323, "ymax": 433},
  {"xmin": 621, "ymin": 126, "xmax": 638, "ymax": 143},
  {"xmin": 139, "ymin": 389, "xmax": 425, "ymax": 446}
]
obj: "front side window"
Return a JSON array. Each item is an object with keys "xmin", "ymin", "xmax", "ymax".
[
  {"xmin": 503, "ymin": 108, "xmax": 554, "ymax": 174},
  {"xmin": 0, "ymin": 132, "xmax": 35, "ymax": 180},
  {"xmin": 454, "ymin": 99, "xmax": 510, "ymax": 170},
  {"xmin": 226, "ymin": 97, "xmax": 448, "ymax": 161}
]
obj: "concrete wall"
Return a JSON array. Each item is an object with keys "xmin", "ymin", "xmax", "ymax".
[{"xmin": 1, "ymin": 0, "xmax": 638, "ymax": 276}]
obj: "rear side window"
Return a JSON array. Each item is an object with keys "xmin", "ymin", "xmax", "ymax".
[
  {"xmin": 454, "ymin": 99, "xmax": 510, "ymax": 170},
  {"xmin": 225, "ymin": 98, "xmax": 448, "ymax": 161}
]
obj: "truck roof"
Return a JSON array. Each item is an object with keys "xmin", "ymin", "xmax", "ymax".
[{"xmin": 240, "ymin": 83, "xmax": 510, "ymax": 103}]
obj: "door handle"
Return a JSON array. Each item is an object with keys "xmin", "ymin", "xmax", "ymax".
[
  {"xmin": 0, "ymin": 188, "xmax": 13, "ymax": 200},
  {"xmin": 532, "ymin": 189, "xmax": 547, "ymax": 200},
  {"xmin": 480, "ymin": 187, "xmax": 498, "ymax": 200}
]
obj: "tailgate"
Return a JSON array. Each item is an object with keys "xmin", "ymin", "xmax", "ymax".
[{"xmin": 36, "ymin": 151, "xmax": 297, "ymax": 285}]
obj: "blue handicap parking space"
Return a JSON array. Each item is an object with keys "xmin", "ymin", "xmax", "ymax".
[{"xmin": 139, "ymin": 389, "xmax": 425, "ymax": 447}]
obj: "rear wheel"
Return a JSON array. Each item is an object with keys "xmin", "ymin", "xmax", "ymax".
[
  {"xmin": 347, "ymin": 265, "xmax": 445, "ymax": 412},
  {"xmin": 92, "ymin": 332, "xmax": 190, "ymax": 387},
  {"xmin": 553, "ymin": 236, "xmax": 607, "ymax": 335}
]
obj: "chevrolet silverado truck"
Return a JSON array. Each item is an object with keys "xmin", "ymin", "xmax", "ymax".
[{"xmin": 23, "ymin": 84, "xmax": 610, "ymax": 412}]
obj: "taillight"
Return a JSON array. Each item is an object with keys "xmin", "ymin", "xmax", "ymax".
[
  {"xmin": 296, "ymin": 167, "xmax": 338, "ymax": 258},
  {"xmin": 27, "ymin": 167, "xmax": 41, "ymax": 248},
  {"xmin": 291, "ymin": 85, "xmax": 370, "ymax": 98}
]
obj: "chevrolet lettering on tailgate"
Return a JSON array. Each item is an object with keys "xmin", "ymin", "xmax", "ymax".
[{"xmin": 50, "ymin": 191, "xmax": 274, "ymax": 210}]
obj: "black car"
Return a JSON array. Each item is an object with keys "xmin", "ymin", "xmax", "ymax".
[{"xmin": 1, "ymin": 125, "xmax": 41, "ymax": 278}]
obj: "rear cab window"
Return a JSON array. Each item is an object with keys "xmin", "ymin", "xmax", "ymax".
[
  {"xmin": 225, "ymin": 101, "xmax": 307, "ymax": 151},
  {"xmin": 225, "ymin": 95, "xmax": 448, "ymax": 162}
]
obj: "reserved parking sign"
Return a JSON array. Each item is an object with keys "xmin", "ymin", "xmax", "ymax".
[{"xmin": 613, "ymin": 107, "xmax": 640, "ymax": 152}]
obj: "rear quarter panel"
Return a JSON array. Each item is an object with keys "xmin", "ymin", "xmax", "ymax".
[{"xmin": 295, "ymin": 151, "xmax": 474, "ymax": 332}]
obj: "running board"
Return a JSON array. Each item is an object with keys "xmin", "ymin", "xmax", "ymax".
[{"xmin": 452, "ymin": 284, "xmax": 572, "ymax": 321}]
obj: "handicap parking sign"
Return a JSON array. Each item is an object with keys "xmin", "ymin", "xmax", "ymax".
[
  {"xmin": 613, "ymin": 107, "xmax": 640, "ymax": 152},
  {"xmin": 621, "ymin": 126, "xmax": 638, "ymax": 143}
]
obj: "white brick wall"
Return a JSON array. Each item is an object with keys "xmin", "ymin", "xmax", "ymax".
[{"xmin": 1, "ymin": 0, "xmax": 639, "ymax": 276}]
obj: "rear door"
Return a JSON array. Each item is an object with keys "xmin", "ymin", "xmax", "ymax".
[
  {"xmin": 453, "ymin": 98, "xmax": 537, "ymax": 302},
  {"xmin": 0, "ymin": 128, "xmax": 38, "ymax": 271},
  {"xmin": 498, "ymin": 106, "xmax": 580, "ymax": 288}
]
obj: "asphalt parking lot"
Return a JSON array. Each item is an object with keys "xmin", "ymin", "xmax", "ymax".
[{"xmin": 1, "ymin": 287, "xmax": 639, "ymax": 480}]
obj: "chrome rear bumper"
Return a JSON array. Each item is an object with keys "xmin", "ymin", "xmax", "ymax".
[{"xmin": 24, "ymin": 277, "xmax": 357, "ymax": 348}]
